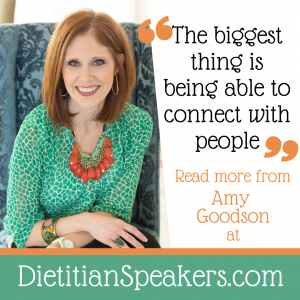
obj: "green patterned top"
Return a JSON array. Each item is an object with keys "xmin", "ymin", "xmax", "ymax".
[{"xmin": 3, "ymin": 103, "xmax": 153, "ymax": 248}]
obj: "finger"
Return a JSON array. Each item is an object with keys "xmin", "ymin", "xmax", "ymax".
[
  {"xmin": 118, "ymin": 231, "xmax": 144, "ymax": 248},
  {"xmin": 112, "ymin": 236, "xmax": 130, "ymax": 248},
  {"xmin": 122, "ymin": 224, "xmax": 148, "ymax": 243},
  {"xmin": 104, "ymin": 239, "xmax": 120, "ymax": 249}
]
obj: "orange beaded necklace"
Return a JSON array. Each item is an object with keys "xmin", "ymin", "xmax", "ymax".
[
  {"xmin": 69, "ymin": 128, "xmax": 114, "ymax": 184},
  {"xmin": 67, "ymin": 98, "xmax": 114, "ymax": 184}
]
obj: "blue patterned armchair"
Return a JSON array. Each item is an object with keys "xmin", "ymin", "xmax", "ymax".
[{"xmin": 0, "ymin": 22, "xmax": 160, "ymax": 247}]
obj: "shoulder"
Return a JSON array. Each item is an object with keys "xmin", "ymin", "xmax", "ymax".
[
  {"xmin": 118, "ymin": 103, "xmax": 153, "ymax": 143},
  {"xmin": 16, "ymin": 104, "xmax": 51, "ymax": 146},
  {"xmin": 21, "ymin": 103, "xmax": 49, "ymax": 129},
  {"xmin": 10, "ymin": 104, "xmax": 50, "ymax": 169}
]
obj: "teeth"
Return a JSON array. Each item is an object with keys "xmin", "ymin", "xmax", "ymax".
[{"xmin": 77, "ymin": 86, "xmax": 98, "ymax": 93}]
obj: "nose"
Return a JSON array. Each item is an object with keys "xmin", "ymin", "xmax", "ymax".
[{"xmin": 79, "ymin": 65, "xmax": 94, "ymax": 82}]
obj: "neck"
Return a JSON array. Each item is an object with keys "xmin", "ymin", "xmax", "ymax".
[{"xmin": 67, "ymin": 97, "xmax": 104, "ymax": 132}]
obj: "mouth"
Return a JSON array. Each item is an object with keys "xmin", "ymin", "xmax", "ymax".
[{"xmin": 76, "ymin": 85, "xmax": 100, "ymax": 96}]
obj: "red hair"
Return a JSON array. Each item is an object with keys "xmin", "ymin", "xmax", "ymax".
[{"xmin": 41, "ymin": 9, "xmax": 136, "ymax": 132}]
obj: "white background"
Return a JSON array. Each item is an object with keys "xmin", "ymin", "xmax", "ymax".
[
  {"xmin": 148, "ymin": 0, "xmax": 300, "ymax": 247},
  {"xmin": 14, "ymin": 0, "xmax": 148, "ymax": 23}
]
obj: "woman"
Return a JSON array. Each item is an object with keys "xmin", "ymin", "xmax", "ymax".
[{"xmin": 4, "ymin": 9, "xmax": 160, "ymax": 249}]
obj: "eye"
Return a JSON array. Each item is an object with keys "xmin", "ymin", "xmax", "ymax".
[
  {"xmin": 68, "ymin": 60, "xmax": 80, "ymax": 67},
  {"xmin": 93, "ymin": 59, "xmax": 105, "ymax": 66}
]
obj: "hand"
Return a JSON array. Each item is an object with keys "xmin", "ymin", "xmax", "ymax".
[
  {"xmin": 81, "ymin": 212, "xmax": 148, "ymax": 248},
  {"xmin": 45, "ymin": 232, "xmax": 93, "ymax": 249},
  {"xmin": 46, "ymin": 242, "xmax": 61, "ymax": 248}
]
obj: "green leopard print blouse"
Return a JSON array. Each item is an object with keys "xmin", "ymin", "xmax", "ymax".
[{"xmin": 3, "ymin": 103, "xmax": 153, "ymax": 248}]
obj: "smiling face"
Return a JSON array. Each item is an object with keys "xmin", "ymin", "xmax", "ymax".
[{"xmin": 62, "ymin": 31, "xmax": 116, "ymax": 112}]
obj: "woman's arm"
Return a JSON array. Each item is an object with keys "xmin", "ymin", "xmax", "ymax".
[
  {"xmin": 24, "ymin": 213, "xmax": 88, "ymax": 247},
  {"xmin": 26, "ymin": 211, "xmax": 147, "ymax": 248},
  {"xmin": 54, "ymin": 211, "xmax": 146, "ymax": 248},
  {"xmin": 48, "ymin": 212, "xmax": 123, "ymax": 248}
]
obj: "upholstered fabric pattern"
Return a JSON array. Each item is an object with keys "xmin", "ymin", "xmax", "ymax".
[
  {"xmin": 124, "ymin": 24, "xmax": 160, "ymax": 236},
  {"xmin": 0, "ymin": 25, "xmax": 19, "ymax": 232},
  {"xmin": 16, "ymin": 23, "xmax": 55, "ymax": 130},
  {"xmin": 0, "ymin": 22, "xmax": 159, "ymax": 247}
]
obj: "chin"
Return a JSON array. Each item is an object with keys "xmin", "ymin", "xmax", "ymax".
[{"xmin": 77, "ymin": 99, "xmax": 105, "ymax": 110}]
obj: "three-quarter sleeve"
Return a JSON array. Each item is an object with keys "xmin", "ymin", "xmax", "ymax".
[
  {"xmin": 91, "ymin": 106, "xmax": 153, "ymax": 223},
  {"xmin": 3, "ymin": 114, "xmax": 45, "ymax": 248}
]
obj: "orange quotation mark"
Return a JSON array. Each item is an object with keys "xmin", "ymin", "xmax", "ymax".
[
  {"xmin": 138, "ymin": 16, "xmax": 173, "ymax": 44},
  {"xmin": 264, "ymin": 136, "xmax": 298, "ymax": 162}
]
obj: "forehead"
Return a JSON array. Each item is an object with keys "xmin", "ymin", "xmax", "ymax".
[{"xmin": 64, "ymin": 32, "xmax": 113, "ymax": 59}]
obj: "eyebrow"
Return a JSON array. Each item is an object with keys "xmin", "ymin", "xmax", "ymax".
[{"xmin": 65, "ymin": 56, "xmax": 106, "ymax": 60}]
